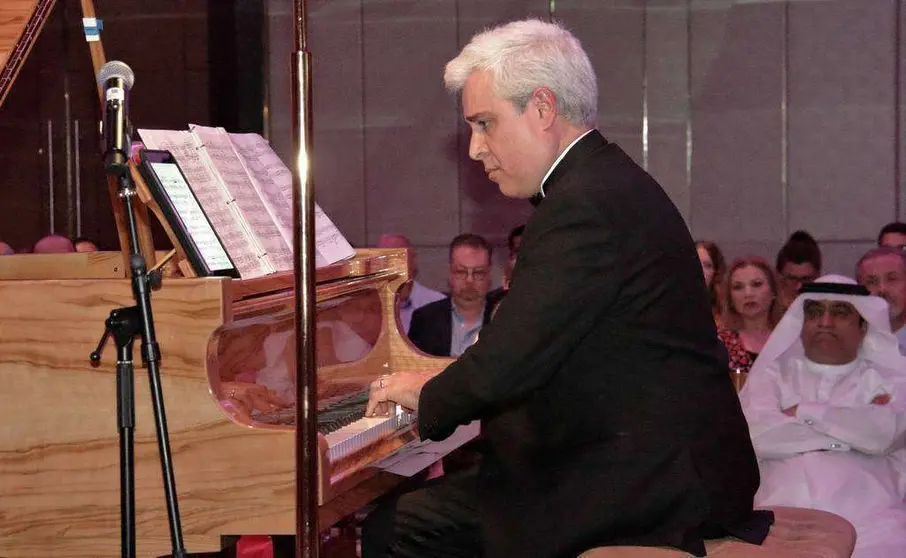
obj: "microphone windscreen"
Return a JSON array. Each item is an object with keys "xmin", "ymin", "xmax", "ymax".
[{"xmin": 98, "ymin": 60, "xmax": 135, "ymax": 90}]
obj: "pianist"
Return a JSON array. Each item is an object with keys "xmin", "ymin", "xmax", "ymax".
[{"xmin": 363, "ymin": 18, "xmax": 767, "ymax": 558}]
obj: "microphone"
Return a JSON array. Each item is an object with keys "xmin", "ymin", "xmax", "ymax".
[{"xmin": 97, "ymin": 60, "xmax": 135, "ymax": 177}]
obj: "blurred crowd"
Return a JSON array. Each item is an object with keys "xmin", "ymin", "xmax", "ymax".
[{"xmin": 0, "ymin": 234, "xmax": 98, "ymax": 255}]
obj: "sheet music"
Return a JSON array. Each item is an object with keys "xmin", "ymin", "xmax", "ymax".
[
  {"xmin": 137, "ymin": 128, "xmax": 265, "ymax": 278},
  {"xmin": 372, "ymin": 421, "xmax": 480, "ymax": 477},
  {"xmin": 190, "ymin": 125, "xmax": 294, "ymax": 272},
  {"xmin": 229, "ymin": 132, "xmax": 356, "ymax": 268}
]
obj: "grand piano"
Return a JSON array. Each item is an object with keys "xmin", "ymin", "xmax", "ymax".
[{"xmin": 0, "ymin": 2, "xmax": 454, "ymax": 556}]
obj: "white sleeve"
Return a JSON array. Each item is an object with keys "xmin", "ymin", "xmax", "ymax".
[
  {"xmin": 739, "ymin": 361, "xmax": 846, "ymax": 459},
  {"xmin": 796, "ymin": 379, "xmax": 906, "ymax": 455}
]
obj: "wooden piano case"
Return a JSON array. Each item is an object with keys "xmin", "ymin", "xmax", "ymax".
[{"xmin": 0, "ymin": 3, "xmax": 453, "ymax": 556}]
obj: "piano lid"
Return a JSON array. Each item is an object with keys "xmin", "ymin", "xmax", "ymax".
[{"xmin": 0, "ymin": 0, "xmax": 56, "ymax": 108}]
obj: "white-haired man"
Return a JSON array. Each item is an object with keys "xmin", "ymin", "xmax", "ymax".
[
  {"xmin": 740, "ymin": 275, "xmax": 906, "ymax": 557},
  {"xmin": 857, "ymin": 246, "xmax": 906, "ymax": 354},
  {"xmin": 364, "ymin": 19, "xmax": 765, "ymax": 558}
]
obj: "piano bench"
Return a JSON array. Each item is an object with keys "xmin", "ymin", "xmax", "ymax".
[{"xmin": 577, "ymin": 506, "xmax": 856, "ymax": 558}]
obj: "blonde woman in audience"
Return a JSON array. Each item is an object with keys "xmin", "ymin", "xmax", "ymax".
[
  {"xmin": 718, "ymin": 257, "xmax": 779, "ymax": 372},
  {"xmin": 697, "ymin": 240, "xmax": 726, "ymax": 324}
]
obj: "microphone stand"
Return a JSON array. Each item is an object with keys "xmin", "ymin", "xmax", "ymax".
[{"xmin": 92, "ymin": 169, "xmax": 188, "ymax": 558}]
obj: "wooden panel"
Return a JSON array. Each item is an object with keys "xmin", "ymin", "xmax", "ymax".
[
  {"xmin": 689, "ymin": 2, "xmax": 785, "ymax": 242},
  {"xmin": 0, "ymin": 251, "xmax": 126, "ymax": 279},
  {"xmin": 362, "ymin": 0, "xmax": 460, "ymax": 247},
  {"xmin": 557, "ymin": 0, "xmax": 646, "ymax": 162},
  {"xmin": 0, "ymin": 0, "xmax": 53, "ymax": 107},
  {"xmin": 646, "ymin": 2, "xmax": 691, "ymax": 223},
  {"xmin": 787, "ymin": 0, "xmax": 897, "ymax": 240},
  {"xmin": 0, "ymin": 249, "xmax": 456, "ymax": 557}
]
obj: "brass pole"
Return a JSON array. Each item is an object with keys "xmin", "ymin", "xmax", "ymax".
[{"xmin": 291, "ymin": 0, "xmax": 319, "ymax": 556}]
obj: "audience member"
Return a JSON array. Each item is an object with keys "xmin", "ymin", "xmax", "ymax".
[
  {"xmin": 0, "ymin": 241, "xmax": 14, "ymax": 256},
  {"xmin": 878, "ymin": 221, "xmax": 906, "ymax": 249},
  {"xmin": 376, "ymin": 233, "xmax": 445, "ymax": 334},
  {"xmin": 502, "ymin": 224, "xmax": 524, "ymax": 290},
  {"xmin": 407, "ymin": 233, "xmax": 494, "ymax": 357},
  {"xmin": 739, "ymin": 275, "xmax": 906, "ymax": 557},
  {"xmin": 32, "ymin": 234, "xmax": 75, "ymax": 254},
  {"xmin": 73, "ymin": 237, "xmax": 99, "ymax": 252},
  {"xmin": 697, "ymin": 240, "xmax": 726, "ymax": 323},
  {"xmin": 718, "ymin": 257, "xmax": 779, "ymax": 372},
  {"xmin": 775, "ymin": 230, "xmax": 821, "ymax": 314},
  {"xmin": 488, "ymin": 224, "xmax": 524, "ymax": 303},
  {"xmin": 857, "ymin": 246, "xmax": 906, "ymax": 354},
  {"xmin": 364, "ymin": 19, "xmax": 764, "ymax": 558}
]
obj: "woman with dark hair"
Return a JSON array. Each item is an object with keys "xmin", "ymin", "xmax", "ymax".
[
  {"xmin": 718, "ymin": 257, "xmax": 780, "ymax": 372},
  {"xmin": 696, "ymin": 240, "xmax": 726, "ymax": 323}
]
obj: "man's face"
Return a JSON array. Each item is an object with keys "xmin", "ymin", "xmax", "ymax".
[
  {"xmin": 880, "ymin": 232, "xmax": 906, "ymax": 250},
  {"xmin": 801, "ymin": 299, "xmax": 867, "ymax": 365},
  {"xmin": 461, "ymin": 71, "xmax": 553, "ymax": 199},
  {"xmin": 449, "ymin": 245, "xmax": 491, "ymax": 308},
  {"xmin": 858, "ymin": 253, "xmax": 906, "ymax": 325},
  {"xmin": 779, "ymin": 262, "xmax": 819, "ymax": 303}
]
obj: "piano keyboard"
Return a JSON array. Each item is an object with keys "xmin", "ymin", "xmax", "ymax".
[{"xmin": 250, "ymin": 389, "xmax": 415, "ymax": 463}]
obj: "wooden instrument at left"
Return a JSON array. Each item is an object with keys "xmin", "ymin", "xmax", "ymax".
[{"xmin": 0, "ymin": 3, "xmax": 457, "ymax": 556}]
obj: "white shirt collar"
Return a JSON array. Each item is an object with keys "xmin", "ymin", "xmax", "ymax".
[{"xmin": 538, "ymin": 129, "xmax": 594, "ymax": 197}]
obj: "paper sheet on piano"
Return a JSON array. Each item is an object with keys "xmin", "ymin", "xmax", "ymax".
[
  {"xmin": 373, "ymin": 421, "xmax": 480, "ymax": 477},
  {"xmin": 226, "ymin": 130, "xmax": 355, "ymax": 268},
  {"xmin": 137, "ymin": 128, "xmax": 266, "ymax": 277},
  {"xmin": 190, "ymin": 125, "xmax": 295, "ymax": 271},
  {"xmin": 139, "ymin": 126, "xmax": 356, "ymax": 272}
]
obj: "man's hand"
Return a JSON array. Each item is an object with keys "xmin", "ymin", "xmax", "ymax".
[
  {"xmin": 872, "ymin": 393, "xmax": 891, "ymax": 405},
  {"xmin": 221, "ymin": 381, "xmax": 288, "ymax": 420},
  {"xmin": 782, "ymin": 404, "xmax": 798, "ymax": 417},
  {"xmin": 366, "ymin": 371, "xmax": 438, "ymax": 417}
]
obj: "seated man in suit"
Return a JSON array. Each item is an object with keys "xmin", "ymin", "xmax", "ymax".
[
  {"xmin": 407, "ymin": 233, "xmax": 494, "ymax": 357},
  {"xmin": 740, "ymin": 275, "xmax": 906, "ymax": 557},
  {"xmin": 364, "ymin": 19, "xmax": 765, "ymax": 558}
]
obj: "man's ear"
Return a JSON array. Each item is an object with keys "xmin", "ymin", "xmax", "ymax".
[{"xmin": 530, "ymin": 87, "xmax": 558, "ymax": 128}]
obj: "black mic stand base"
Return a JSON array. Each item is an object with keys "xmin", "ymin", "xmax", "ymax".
[{"xmin": 93, "ymin": 169, "xmax": 189, "ymax": 558}]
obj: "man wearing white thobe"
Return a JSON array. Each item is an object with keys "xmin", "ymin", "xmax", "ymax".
[{"xmin": 739, "ymin": 274, "xmax": 906, "ymax": 557}]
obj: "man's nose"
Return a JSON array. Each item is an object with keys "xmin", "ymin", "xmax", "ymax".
[
  {"xmin": 818, "ymin": 311, "xmax": 834, "ymax": 327},
  {"xmin": 469, "ymin": 133, "xmax": 486, "ymax": 161}
]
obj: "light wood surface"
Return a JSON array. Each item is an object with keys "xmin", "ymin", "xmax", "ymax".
[
  {"xmin": 0, "ymin": 1, "xmax": 53, "ymax": 108},
  {"xmin": 0, "ymin": 249, "xmax": 455, "ymax": 557}
]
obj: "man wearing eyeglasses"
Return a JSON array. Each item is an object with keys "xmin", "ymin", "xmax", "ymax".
[
  {"xmin": 775, "ymin": 230, "xmax": 822, "ymax": 316},
  {"xmin": 408, "ymin": 233, "xmax": 495, "ymax": 357}
]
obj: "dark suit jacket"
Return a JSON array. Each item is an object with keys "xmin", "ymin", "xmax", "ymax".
[
  {"xmin": 418, "ymin": 131, "xmax": 760, "ymax": 558},
  {"xmin": 407, "ymin": 296, "xmax": 495, "ymax": 357}
]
